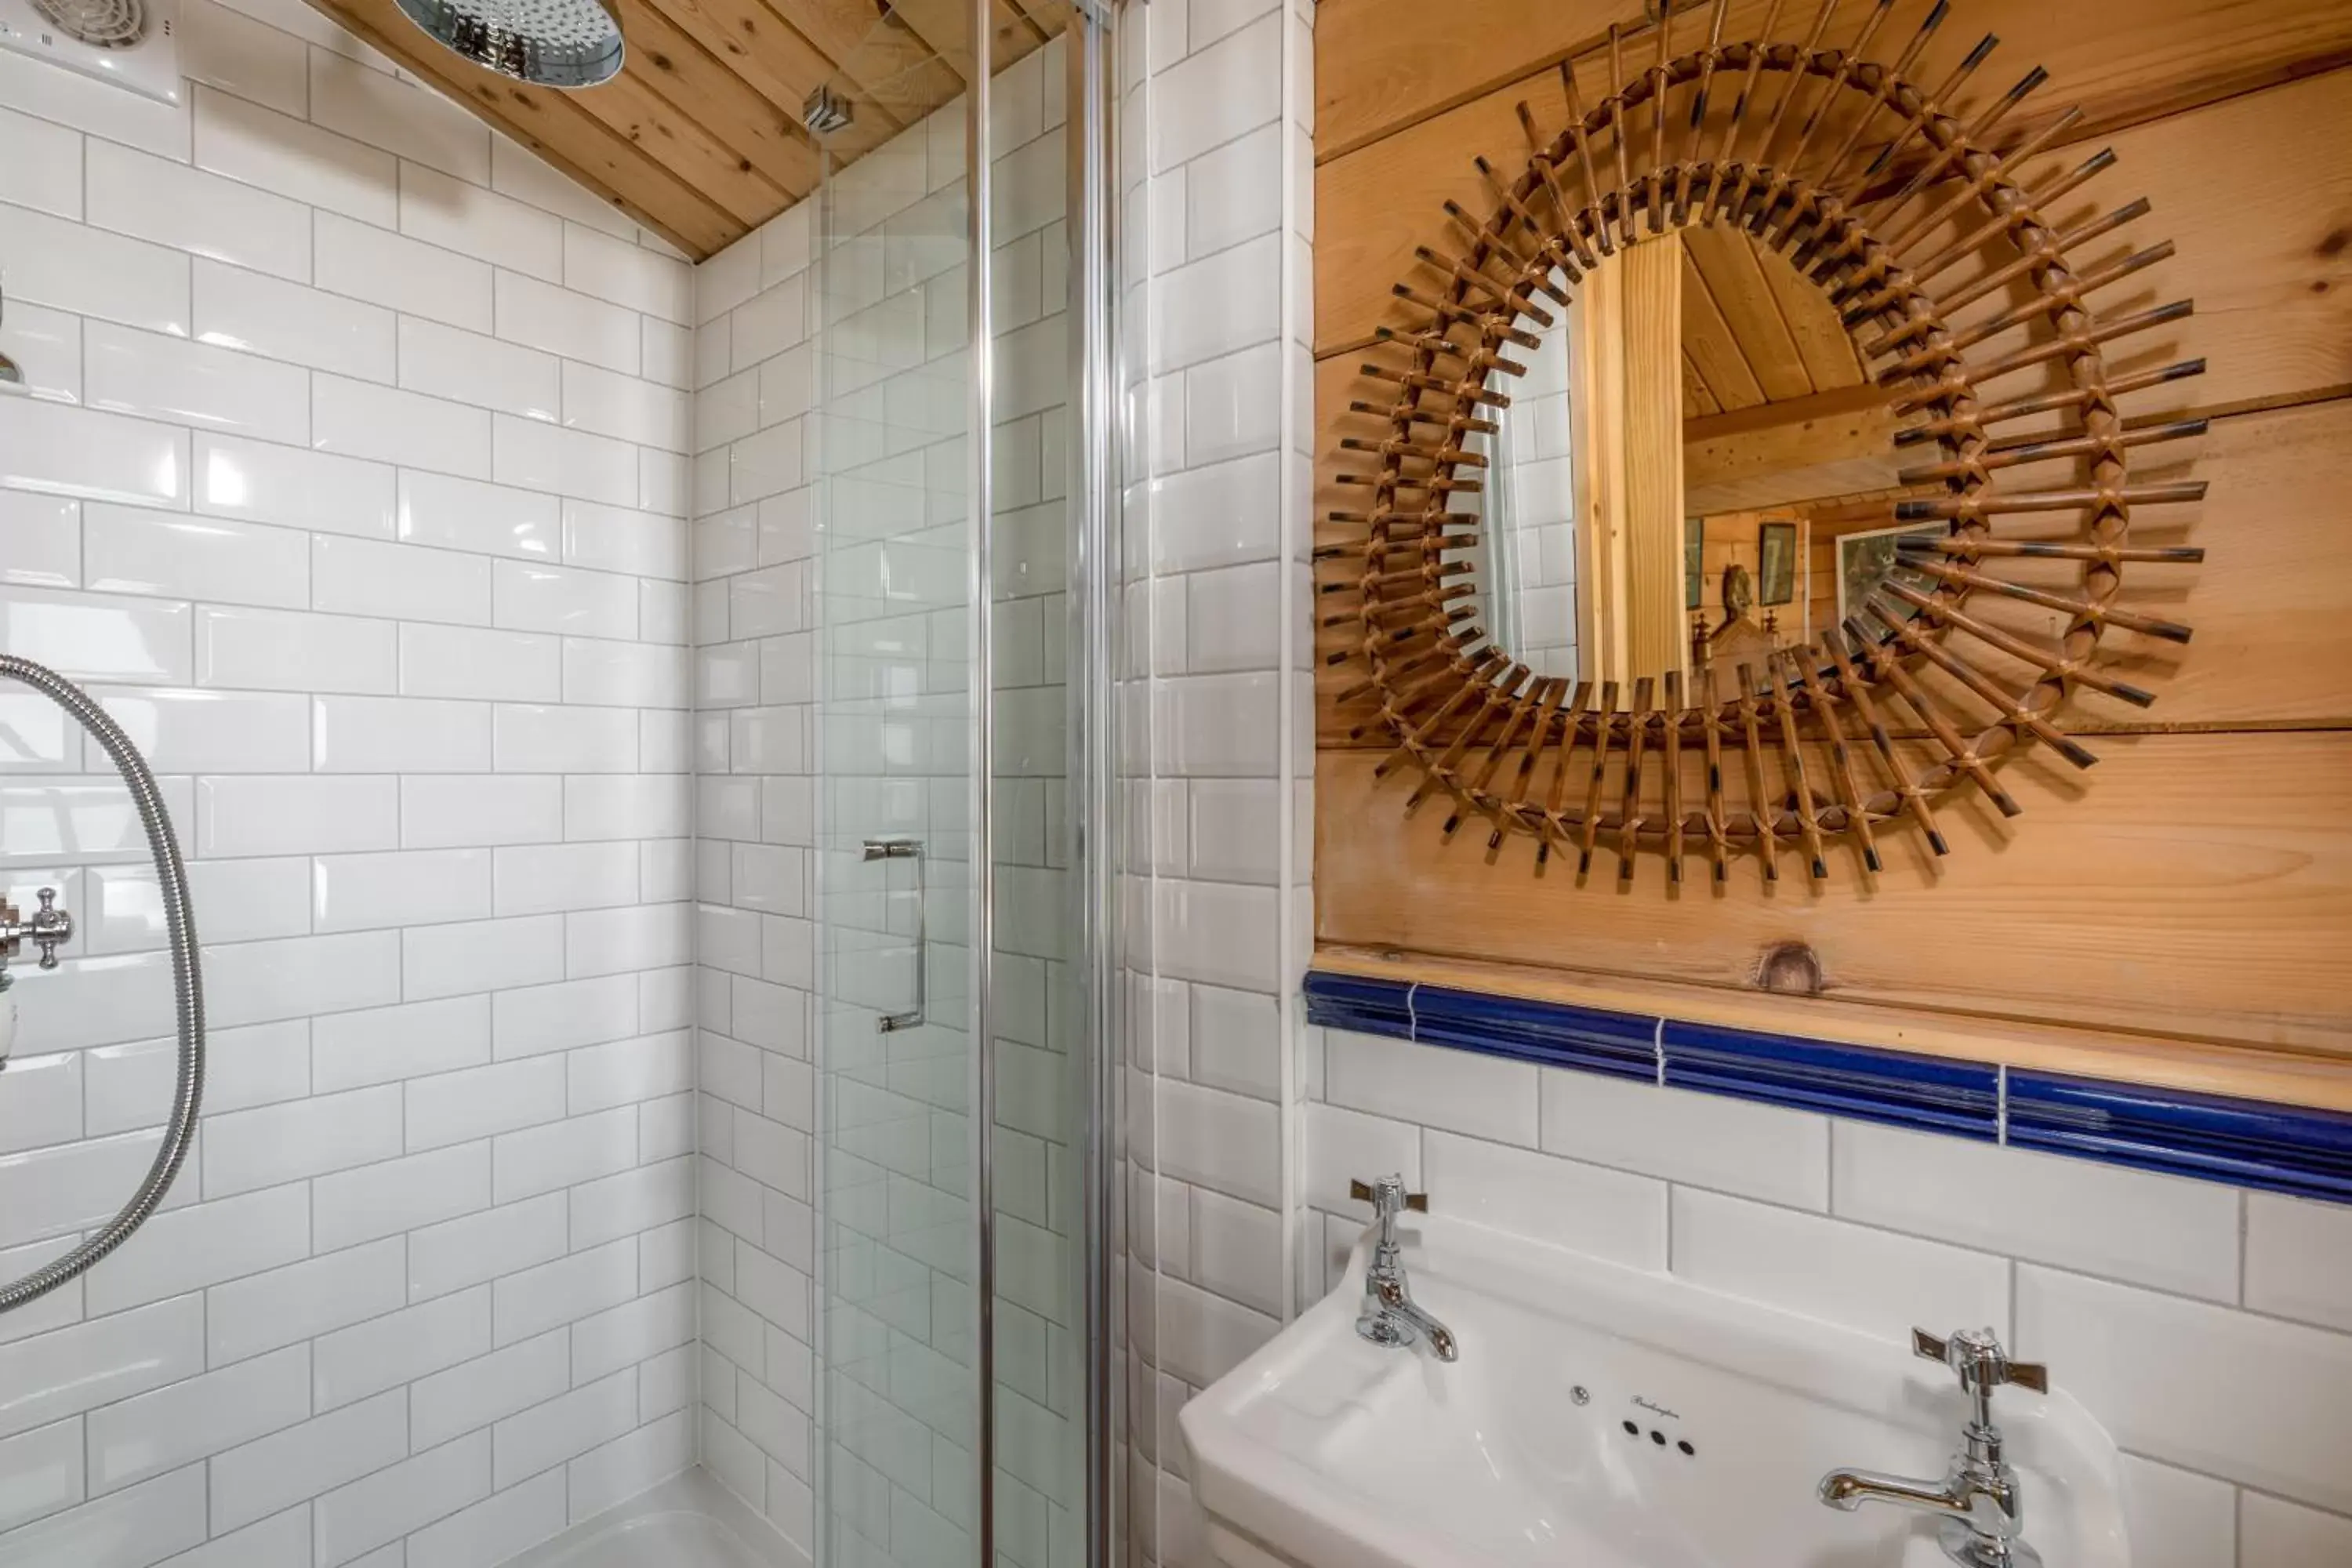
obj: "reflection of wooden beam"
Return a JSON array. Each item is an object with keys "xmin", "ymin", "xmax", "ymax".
[
  {"xmin": 1624, "ymin": 238, "xmax": 1686, "ymax": 684},
  {"xmin": 1575, "ymin": 234, "xmax": 1685, "ymax": 685},
  {"xmin": 1684, "ymin": 383, "xmax": 1901, "ymax": 514}
]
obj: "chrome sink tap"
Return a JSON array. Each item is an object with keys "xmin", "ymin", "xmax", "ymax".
[
  {"xmin": 1819, "ymin": 1327, "xmax": 2049, "ymax": 1568},
  {"xmin": 1349, "ymin": 1175, "xmax": 1457, "ymax": 1363}
]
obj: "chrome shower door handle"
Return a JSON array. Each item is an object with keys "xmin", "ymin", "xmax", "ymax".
[{"xmin": 864, "ymin": 837, "xmax": 924, "ymax": 1033}]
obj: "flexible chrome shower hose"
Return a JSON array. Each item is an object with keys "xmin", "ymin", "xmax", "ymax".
[{"xmin": 0, "ymin": 654, "xmax": 205, "ymax": 1312}]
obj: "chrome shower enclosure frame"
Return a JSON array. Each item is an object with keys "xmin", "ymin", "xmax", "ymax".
[{"xmin": 811, "ymin": 2, "xmax": 1137, "ymax": 1562}]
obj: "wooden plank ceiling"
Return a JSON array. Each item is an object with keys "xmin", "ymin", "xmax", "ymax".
[
  {"xmin": 1677, "ymin": 226, "xmax": 1865, "ymax": 419},
  {"xmin": 303, "ymin": 0, "xmax": 1065, "ymax": 259}
]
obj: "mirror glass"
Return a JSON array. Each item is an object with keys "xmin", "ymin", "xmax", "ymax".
[{"xmin": 1462, "ymin": 225, "xmax": 1917, "ymax": 695}]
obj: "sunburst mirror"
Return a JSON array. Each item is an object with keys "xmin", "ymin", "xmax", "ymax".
[{"xmin": 1323, "ymin": 0, "xmax": 2206, "ymax": 887}]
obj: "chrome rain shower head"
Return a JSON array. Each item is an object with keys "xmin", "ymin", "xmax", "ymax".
[{"xmin": 392, "ymin": 0, "xmax": 625, "ymax": 89}]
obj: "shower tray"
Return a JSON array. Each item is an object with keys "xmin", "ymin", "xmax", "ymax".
[{"xmin": 495, "ymin": 1468, "xmax": 805, "ymax": 1568}]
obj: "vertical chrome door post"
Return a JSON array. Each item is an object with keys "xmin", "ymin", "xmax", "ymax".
[
  {"xmin": 966, "ymin": 2, "xmax": 998, "ymax": 1559},
  {"xmin": 1065, "ymin": 5, "xmax": 1123, "ymax": 1565}
]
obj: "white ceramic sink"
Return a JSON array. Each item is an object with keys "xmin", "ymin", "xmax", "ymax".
[{"xmin": 1179, "ymin": 1214, "xmax": 2128, "ymax": 1568}]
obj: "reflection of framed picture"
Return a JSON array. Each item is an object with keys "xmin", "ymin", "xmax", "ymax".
[
  {"xmin": 1836, "ymin": 521, "xmax": 1946, "ymax": 634},
  {"xmin": 1683, "ymin": 518, "xmax": 1704, "ymax": 610},
  {"xmin": 1757, "ymin": 520, "xmax": 1797, "ymax": 606}
]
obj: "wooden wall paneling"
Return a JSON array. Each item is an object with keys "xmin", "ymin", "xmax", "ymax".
[
  {"xmin": 1316, "ymin": 46, "xmax": 2352, "ymax": 370},
  {"xmin": 1315, "ymin": 0, "xmax": 2352, "ymax": 169},
  {"xmin": 1316, "ymin": 730, "xmax": 2352, "ymax": 1056},
  {"xmin": 307, "ymin": 0, "xmax": 742, "ymax": 253}
]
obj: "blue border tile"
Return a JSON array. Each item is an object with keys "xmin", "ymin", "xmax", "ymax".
[
  {"xmin": 1664, "ymin": 1019, "xmax": 1999, "ymax": 1141},
  {"xmin": 1305, "ymin": 970, "xmax": 2352, "ymax": 1205},
  {"xmin": 2009, "ymin": 1071, "xmax": 2352, "ymax": 1205}
]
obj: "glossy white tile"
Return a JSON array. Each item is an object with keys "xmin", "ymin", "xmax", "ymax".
[
  {"xmin": 85, "ymin": 505, "xmax": 308, "ymax": 608},
  {"xmin": 202, "ymin": 1084, "xmax": 403, "ymax": 1197},
  {"xmin": 194, "ymin": 430, "xmax": 396, "ymax": 539},
  {"xmin": 492, "ymin": 561, "xmax": 637, "ymax": 639},
  {"xmin": 492, "ymin": 270, "xmax": 640, "ymax": 375},
  {"xmin": 399, "ymin": 317, "xmax": 561, "ymax": 423},
  {"xmin": 0, "ymin": 397, "xmax": 190, "ymax": 509},
  {"xmin": 0, "ymin": 495, "xmax": 82, "ymax": 590},
  {"xmin": 401, "ymin": 773, "xmax": 563, "ymax": 849},
  {"xmin": 95, "ymin": 684, "xmax": 310, "ymax": 772},
  {"xmin": 194, "ymin": 260, "xmax": 395, "ymax": 381},
  {"xmin": 494, "ymin": 414, "xmax": 637, "ymax": 506},
  {"xmin": 1672, "ymin": 1187, "xmax": 2011, "ymax": 1345},
  {"xmin": 0, "ymin": 104, "xmax": 82, "ymax": 220},
  {"xmin": 195, "ymin": 604, "xmax": 397, "ymax": 693},
  {"xmin": 311, "ymin": 994, "xmax": 492, "ymax": 1094},
  {"xmin": 401, "ymin": 164, "xmax": 561, "ymax": 280},
  {"xmin": 85, "ymin": 139, "xmax": 311, "ymax": 283},
  {"xmin": 85, "ymin": 321, "xmax": 310, "ymax": 444},
  {"xmin": 2017, "ymin": 1264, "xmax": 2352, "ymax": 1512},
  {"xmin": 1832, "ymin": 1121, "xmax": 2241, "ymax": 1302},
  {"xmin": 398, "ymin": 622, "xmax": 561, "ymax": 702},
  {"xmin": 193, "ymin": 85, "xmax": 395, "ymax": 227},
  {"xmin": 86, "ymin": 1342, "xmax": 311, "ymax": 1494},
  {"xmin": 315, "ymin": 210, "xmax": 493, "ymax": 332},
  {"xmin": 2245, "ymin": 1192, "xmax": 2352, "ymax": 1333},
  {"xmin": 314, "ymin": 694, "xmax": 492, "ymax": 773},
  {"xmin": 178, "ymin": 0, "xmax": 307, "ymax": 118},
  {"xmin": 397, "ymin": 469, "xmax": 561, "ymax": 560},
  {"xmin": 1540, "ymin": 1068, "xmax": 1830, "ymax": 1211},
  {"xmin": 309, "ymin": 49, "xmax": 489, "ymax": 183},
  {"xmin": 0, "ymin": 203, "xmax": 190, "ymax": 337},
  {"xmin": 314, "ymin": 374, "xmax": 492, "ymax": 477},
  {"xmin": 196, "ymin": 774, "xmax": 397, "ymax": 858},
  {"xmin": 312, "ymin": 534, "xmax": 493, "ymax": 626},
  {"xmin": 314, "ymin": 846, "xmax": 492, "ymax": 933}
]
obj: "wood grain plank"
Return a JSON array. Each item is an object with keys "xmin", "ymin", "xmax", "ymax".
[
  {"xmin": 1317, "ymin": 63, "xmax": 2352, "ymax": 426},
  {"xmin": 1682, "ymin": 225, "xmax": 1815, "ymax": 402},
  {"xmin": 1682, "ymin": 386, "xmax": 1900, "ymax": 514},
  {"xmin": 611, "ymin": 0, "xmax": 819, "ymax": 199},
  {"xmin": 637, "ymin": 0, "xmax": 902, "ymax": 166},
  {"xmin": 1676, "ymin": 243, "xmax": 1767, "ymax": 411},
  {"xmin": 565, "ymin": 70, "xmax": 793, "ymax": 227},
  {"xmin": 1316, "ymin": 730, "xmax": 2352, "ymax": 1056},
  {"xmin": 1316, "ymin": 0, "xmax": 2352, "ymax": 166},
  {"xmin": 306, "ymin": 0, "xmax": 742, "ymax": 254}
]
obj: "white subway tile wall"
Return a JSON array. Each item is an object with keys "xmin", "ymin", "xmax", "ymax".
[
  {"xmin": 0, "ymin": 13, "xmax": 695, "ymax": 1563},
  {"xmin": 1305, "ymin": 1029, "xmax": 2352, "ymax": 1568},
  {"xmin": 1123, "ymin": 2, "xmax": 1317, "ymax": 1565}
]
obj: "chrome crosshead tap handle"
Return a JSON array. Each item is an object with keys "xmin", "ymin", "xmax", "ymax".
[
  {"xmin": 0, "ymin": 887, "xmax": 74, "ymax": 971},
  {"xmin": 1914, "ymin": 1328, "xmax": 2048, "ymax": 1398},
  {"xmin": 1348, "ymin": 1175, "xmax": 1429, "ymax": 1216},
  {"xmin": 1349, "ymin": 1175, "xmax": 1428, "ymax": 1245}
]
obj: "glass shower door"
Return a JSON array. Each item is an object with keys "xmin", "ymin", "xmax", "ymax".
[{"xmin": 804, "ymin": 5, "xmax": 1118, "ymax": 1565}]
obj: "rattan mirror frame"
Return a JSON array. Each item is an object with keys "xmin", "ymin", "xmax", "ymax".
[{"xmin": 1323, "ymin": 0, "xmax": 2207, "ymax": 886}]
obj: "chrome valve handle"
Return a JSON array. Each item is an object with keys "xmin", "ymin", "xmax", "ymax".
[
  {"xmin": 1915, "ymin": 1327, "xmax": 2048, "ymax": 1413},
  {"xmin": 0, "ymin": 887, "xmax": 74, "ymax": 971}
]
